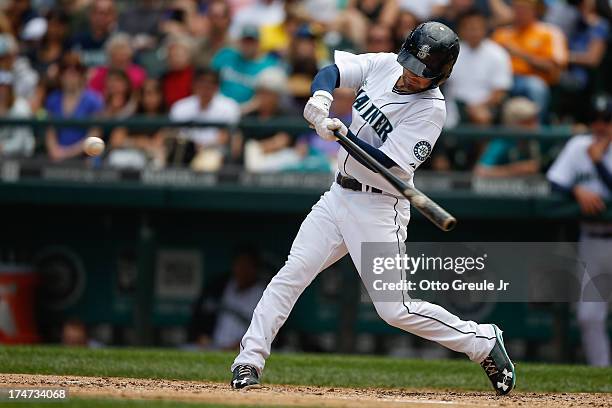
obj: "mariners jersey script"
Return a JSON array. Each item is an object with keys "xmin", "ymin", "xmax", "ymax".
[{"xmin": 334, "ymin": 51, "xmax": 447, "ymax": 193}]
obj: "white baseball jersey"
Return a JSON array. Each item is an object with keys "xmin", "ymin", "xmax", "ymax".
[
  {"xmin": 334, "ymin": 51, "xmax": 446, "ymax": 194},
  {"xmin": 548, "ymin": 134, "xmax": 612, "ymax": 367},
  {"xmin": 547, "ymin": 134, "xmax": 612, "ymax": 200}
]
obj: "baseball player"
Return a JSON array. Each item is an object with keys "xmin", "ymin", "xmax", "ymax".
[
  {"xmin": 547, "ymin": 95, "xmax": 612, "ymax": 367},
  {"xmin": 230, "ymin": 22, "xmax": 516, "ymax": 394}
]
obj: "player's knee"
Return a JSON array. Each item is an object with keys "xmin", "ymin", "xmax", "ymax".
[{"xmin": 374, "ymin": 304, "xmax": 404, "ymax": 328}]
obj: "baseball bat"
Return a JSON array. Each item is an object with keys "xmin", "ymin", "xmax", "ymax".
[{"xmin": 333, "ymin": 130, "xmax": 457, "ymax": 232}]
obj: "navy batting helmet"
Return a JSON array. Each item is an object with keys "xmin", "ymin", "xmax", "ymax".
[{"xmin": 397, "ymin": 22, "xmax": 460, "ymax": 89}]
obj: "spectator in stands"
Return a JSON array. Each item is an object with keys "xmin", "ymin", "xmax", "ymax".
[
  {"xmin": 69, "ymin": 0, "xmax": 117, "ymax": 67},
  {"xmin": 3, "ymin": 0, "xmax": 38, "ymax": 37},
  {"xmin": 474, "ymin": 97, "xmax": 541, "ymax": 177},
  {"xmin": 108, "ymin": 78, "xmax": 166, "ymax": 169},
  {"xmin": 101, "ymin": 69, "xmax": 137, "ymax": 119},
  {"xmin": 194, "ymin": 0, "xmax": 232, "ymax": 69},
  {"xmin": 335, "ymin": 0, "xmax": 399, "ymax": 50},
  {"xmin": 292, "ymin": 88, "xmax": 354, "ymax": 172},
  {"xmin": 229, "ymin": 0, "xmax": 285, "ymax": 40},
  {"xmin": 45, "ymin": 52, "xmax": 103, "ymax": 162},
  {"xmin": 399, "ymin": 0, "xmax": 448, "ymax": 21},
  {"xmin": 0, "ymin": 33, "xmax": 38, "ymax": 102},
  {"xmin": 366, "ymin": 24, "xmax": 395, "ymax": 53},
  {"xmin": 492, "ymin": 0, "xmax": 568, "ymax": 122},
  {"xmin": 169, "ymin": 68, "xmax": 240, "ymax": 171},
  {"xmin": 259, "ymin": 4, "xmax": 307, "ymax": 58},
  {"xmin": 445, "ymin": 9, "xmax": 512, "ymax": 127},
  {"xmin": 212, "ymin": 25, "xmax": 280, "ymax": 105},
  {"xmin": 557, "ymin": 0, "xmax": 611, "ymax": 123},
  {"xmin": 547, "ymin": 95, "xmax": 612, "ymax": 367},
  {"xmin": 243, "ymin": 68, "xmax": 301, "ymax": 172},
  {"xmin": 117, "ymin": 0, "xmax": 163, "ymax": 49},
  {"xmin": 393, "ymin": 10, "xmax": 419, "ymax": 50},
  {"xmin": 27, "ymin": 9, "xmax": 69, "ymax": 78},
  {"xmin": 189, "ymin": 246, "xmax": 266, "ymax": 350},
  {"xmin": 159, "ymin": 0, "xmax": 207, "ymax": 38},
  {"xmin": 88, "ymin": 33, "xmax": 147, "ymax": 96},
  {"xmin": 161, "ymin": 34, "xmax": 196, "ymax": 109},
  {"xmin": 286, "ymin": 25, "xmax": 322, "ymax": 105},
  {"xmin": 0, "ymin": 71, "xmax": 34, "ymax": 157},
  {"xmin": 431, "ymin": 0, "xmax": 514, "ymax": 29}
]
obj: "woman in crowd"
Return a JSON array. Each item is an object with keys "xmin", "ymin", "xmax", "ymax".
[
  {"xmin": 107, "ymin": 78, "xmax": 167, "ymax": 169},
  {"xmin": 88, "ymin": 33, "xmax": 147, "ymax": 96},
  {"xmin": 45, "ymin": 52, "xmax": 103, "ymax": 162}
]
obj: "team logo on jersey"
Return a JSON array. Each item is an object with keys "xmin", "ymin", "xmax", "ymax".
[
  {"xmin": 417, "ymin": 45, "xmax": 431, "ymax": 60},
  {"xmin": 413, "ymin": 140, "xmax": 432, "ymax": 161}
]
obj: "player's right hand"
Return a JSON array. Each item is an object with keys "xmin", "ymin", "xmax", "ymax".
[
  {"xmin": 303, "ymin": 90, "xmax": 333, "ymax": 127},
  {"xmin": 314, "ymin": 118, "xmax": 345, "ymax": 141}
]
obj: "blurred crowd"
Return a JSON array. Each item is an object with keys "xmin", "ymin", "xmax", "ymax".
[{"xmin": 0, "ymin": 0, "xmax": 610, "ymax": 175}]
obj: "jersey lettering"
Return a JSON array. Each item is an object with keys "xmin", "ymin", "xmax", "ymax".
[{"xmin": 353, "ymin": 90, "xmax": 394, "ymax": 141}]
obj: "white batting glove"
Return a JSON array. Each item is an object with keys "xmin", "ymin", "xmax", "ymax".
[
  {"xmin": 303, "ymin": 90, "xmax": 333, "ymax": 127},
  {"xmin": 316, "ymin": 118, "xmax": 346, "ymax": 141}
]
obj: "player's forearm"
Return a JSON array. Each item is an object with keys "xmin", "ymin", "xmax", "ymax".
[
  {"xmin": 342, "ymin": 128, "xmax": 397, "ymax": 170},
  {"xmin": 311, "ymin": 64, "xmax": 340, "ymax": 96}
]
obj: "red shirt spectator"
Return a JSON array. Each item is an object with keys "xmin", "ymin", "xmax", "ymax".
[{"xmin": 161, "ymin": 34, "xmax": 196, "ymax": 108}]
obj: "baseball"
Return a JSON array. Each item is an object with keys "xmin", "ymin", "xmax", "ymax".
[{"xmin": 83, "ymin": 136, "xmax": 105, "ymax": 157}]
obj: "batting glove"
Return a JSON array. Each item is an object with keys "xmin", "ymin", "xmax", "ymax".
[
  {"xmin": 316, "ymin": 118, "xmax": 346, "ymax": 141},
  {"xmin": 303, "ymin": 90, "xmax": 333, "ymax": 127}
]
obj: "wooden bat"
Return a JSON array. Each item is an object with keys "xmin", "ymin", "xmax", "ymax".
[{"xmin": 333, "ymin": 130, "xmax": 457, "ymax": 232}]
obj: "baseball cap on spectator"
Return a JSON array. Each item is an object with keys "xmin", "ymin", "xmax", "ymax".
[
  {"xmin": 255, "ymin": 68, "xmax": 288, "ymax": 94},
  {"xmin": 295, "ymin": 25, "xmax": 316, "ymax": 40},
  {"xmin": 502, "ymin": 97, "xmax": 539, "ymax": 125},
  {"xmin": 241, "ymin": 25, "xmax": 260, "ymax": 40},
  {"xmin": 0, "ymin": 34, "xmax": 17, "ymax": 57}
]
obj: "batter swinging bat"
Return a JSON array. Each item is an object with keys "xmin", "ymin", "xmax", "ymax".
[{"xmin": 333, "ymin": 130, "xmax": 457, "ymax": 232}]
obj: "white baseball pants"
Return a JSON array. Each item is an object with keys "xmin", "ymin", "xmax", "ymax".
[{"xmin": 232, "ymin": 183, "xmax": 496, "ymax": 374}]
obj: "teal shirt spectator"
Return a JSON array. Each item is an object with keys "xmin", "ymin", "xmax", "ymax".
[
  {"xmin": 479, "ymin": 139, "xmax": 537, "ymax": 166},
  {"xmin": 211, "ymin": 48, "xmax": 279, "ymax": 104}
]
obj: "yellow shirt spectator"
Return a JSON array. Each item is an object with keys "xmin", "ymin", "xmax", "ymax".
[{"xmin": 492, "ymin": 22, "xmax": 568, "ymax": 84}]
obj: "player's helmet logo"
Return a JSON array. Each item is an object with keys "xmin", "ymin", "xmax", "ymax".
[
  {"xmin": 417, "ymin": 45, "xmax": 431, "ymax": 60},
  {"xmin": 414, "ymin": 140, "xmax": 432, "ymax": 161}
]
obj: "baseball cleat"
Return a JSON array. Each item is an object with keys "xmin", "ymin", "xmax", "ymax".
[
  {"xmin": 480, "ymin": 324, "xmax": 516, "ymax": 395},
  {"xmin": 231, "ymin": 364, "xmax": 261, "ymax": 390}
]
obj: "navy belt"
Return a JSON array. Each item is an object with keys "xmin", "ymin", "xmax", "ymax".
[{"xmin": 336, "ymin": 173, "xmax": 383, "ymax": 194}]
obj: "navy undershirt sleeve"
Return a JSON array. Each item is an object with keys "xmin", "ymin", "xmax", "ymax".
[
  {"xmin": 550, "ymin": 181, "xmax": 573, "ymax": 197},
  {"xmin": 339, "ymin": 128, "xmax": 397, "ymax": 170},
  {"xmin": 595, "ymin": 161, "xmax": 612, "ymax": 193},
  {"xmin": 311, "ymin": 64, "xmax": 340, "ymax": 95}
]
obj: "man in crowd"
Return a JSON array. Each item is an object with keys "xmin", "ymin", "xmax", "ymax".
[
  {"xmin": 492, "ymin": 0, "xmax": 568, "ymax": 122},
  {"xmin": 212, "ymin": 25, "xmax": 280, "ymax": 106},
  {"xmin": 169, "ymin": 68, "xmax": 240, "ymax": 171},
  {"xmin": 69, "ymin": 0, "xmax": 117, "ymax": 67},
  {"xmin": 445, "ymin": 9, "xmax": 512, "ymax": 126}
]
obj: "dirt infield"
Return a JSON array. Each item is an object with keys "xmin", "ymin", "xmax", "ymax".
[{"xmin": 1, "ymin": 373, "xmax": 610, "ymax": 408}]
